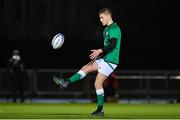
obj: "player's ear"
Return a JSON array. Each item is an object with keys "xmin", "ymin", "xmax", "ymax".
[{"xmin": 107, "ymin": 14, "xmax": 111, "ymax": 19}]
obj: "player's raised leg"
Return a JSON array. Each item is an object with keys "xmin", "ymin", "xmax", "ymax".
[{"xmin": 53, "ymin": 61, "xmax": 98, "ymax": 89}]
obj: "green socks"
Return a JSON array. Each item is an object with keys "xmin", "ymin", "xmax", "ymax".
[
  {"xmin": 96, "ymin": 89, "xmax": 104, "ymax": 107},
  {"xmin": 68, "ymin": 70, "xmax": 86, "ymax": 83}
]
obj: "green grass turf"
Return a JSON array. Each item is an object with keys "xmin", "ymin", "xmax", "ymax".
[{"xmin": 0, "ymin": 103, "xmax": 180, "ymax": 119}]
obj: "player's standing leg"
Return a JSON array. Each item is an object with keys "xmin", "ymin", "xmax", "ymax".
[
  {"xmin": 90, "ymin": 58, "xmax": 117, "ymax": 117},
  {"xmin": 91, "ymin": 72, "xmax": 108, "ymax": 116}
]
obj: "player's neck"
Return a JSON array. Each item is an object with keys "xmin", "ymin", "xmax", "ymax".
[{"xmin": 107, "ymin": 20, "xmax": 113, "ymax": 26}]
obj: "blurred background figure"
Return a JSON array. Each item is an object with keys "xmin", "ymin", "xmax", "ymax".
[
  {"xmin": 104, "ymin": 73, "xmax": 119, "ymax": 103},
  {"xmin": 6, "ymin": 49, "xmax": 26, "ymax": 103}
]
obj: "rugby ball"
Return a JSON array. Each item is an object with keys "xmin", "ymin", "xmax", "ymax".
[{"xmin": 51, "ymin": 33, "xmax": 64, "ymax": 49}]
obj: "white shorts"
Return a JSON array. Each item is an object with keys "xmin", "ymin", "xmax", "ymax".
[{"xmin": 95, "ymin": 58, "xmax": 117, "ymax": 77}]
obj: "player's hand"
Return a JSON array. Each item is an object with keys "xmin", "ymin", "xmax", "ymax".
[{"xmin": 89, "ymin": 49, "xmax": 102, "ymax": 60}]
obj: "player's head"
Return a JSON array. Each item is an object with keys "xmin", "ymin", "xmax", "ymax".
[
  {"xmin": 99, "ymin": 8, "xmax": 113, "ymax": 26},
  {"xmin": 13, "ymin": 49, "xmax": 20, "ymax": 55},
  {"xmin": 12, "ymin": 49, "xmax": 21, "ymax": 61}
]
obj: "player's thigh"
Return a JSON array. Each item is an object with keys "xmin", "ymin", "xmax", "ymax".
[
  {"xmin": 94, "ymin": 72, "xmax": 108, "ymax": 89},
  {"xmin": 81, "ymin": 61, "xmax": 98, "ymax": 74}
]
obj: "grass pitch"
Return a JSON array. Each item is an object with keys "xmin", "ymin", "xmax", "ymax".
[{"xmin": 0, "ymin": 103, "xmax": 180, "ymax": 119}]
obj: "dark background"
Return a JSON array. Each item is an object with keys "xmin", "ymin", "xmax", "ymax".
[{"xmin": 0, "ymin": 0, "xmax": 180, "ymax": 70}]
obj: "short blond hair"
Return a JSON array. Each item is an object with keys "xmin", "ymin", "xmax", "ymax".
[{"xmin": 99, "ymin": 8, "xmax": 112, "ymax": 17}]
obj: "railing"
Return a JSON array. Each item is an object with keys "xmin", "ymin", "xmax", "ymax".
[{"xmin": 0, "ymin": 69, "xmax": 180, "ymax": 101}]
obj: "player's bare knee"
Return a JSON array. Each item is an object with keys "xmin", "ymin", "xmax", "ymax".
[
  {"xmin": 81, "ymin": 65, "xmax": 91, "ymax": 73},
  {"xmin": 81, "ymin": 65, "xmax": 87, "ymax": 71},
  {"xmin": 94, "ymin": 81, "xmax": 102, "ymax": 90}
]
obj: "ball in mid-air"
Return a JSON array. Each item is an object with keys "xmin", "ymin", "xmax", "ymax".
[{"xmin": 51, "ymin": 33, "xmax": 64, "ymax": 49}]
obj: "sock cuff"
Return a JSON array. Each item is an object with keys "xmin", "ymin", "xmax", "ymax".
[
  {"xmin": 77, "ymin": 70, "xmax": 86, "ymax": 79},
  {"xmin": 96, "ymin": 88, "xmax": 104, "ymax": 95}
]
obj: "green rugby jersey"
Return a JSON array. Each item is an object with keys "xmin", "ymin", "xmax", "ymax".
[{"xmin": 103, "ymin": 22, "xmax": 121, "ymax": 64}]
